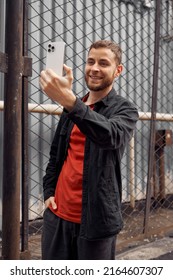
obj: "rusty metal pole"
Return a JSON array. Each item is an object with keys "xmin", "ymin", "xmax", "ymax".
[
  {"xmin": 143, "ymin": 0, "xmax": 161, "ymax": 234},
  {"xmin": 158, "ymin": 148, "xmax": 165, "ymax": 201},
  {"xmin": 2, "ymin": 0, "xmax": 23, "ymax": 259},
  {"xmin": 20, "ymin": 0, "xmax": 31, "ymax": 259}
]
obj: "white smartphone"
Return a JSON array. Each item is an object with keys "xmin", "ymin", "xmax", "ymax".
[{"xmin": 45, "ymin": 41, "xmax": 66, "ymax": 75}]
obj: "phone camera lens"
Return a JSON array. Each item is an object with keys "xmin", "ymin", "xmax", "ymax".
[{"xmin": 48, "ymin": 44, "xmax": 51, "ymax": 48}]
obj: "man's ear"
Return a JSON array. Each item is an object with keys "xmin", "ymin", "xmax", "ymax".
[{"xmin": 114, "ymin": 64, "xmax": 123, "ymax": 78}]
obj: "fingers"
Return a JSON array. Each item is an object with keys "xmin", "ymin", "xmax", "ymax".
[
  {"xmin": 63, "ymin": 64, "xmax": 71, "ymax": 73},
  {"xmin": 51, "ymin": 200, "xmax": 57, "ymax": 210},
  {"xmin": 63, "ymin": 64, "xmax": 73, "ymax": 81},
  {"xmin": 45, "ymin": 196, "xmax": 57, "ymax": 210},
  {"xmin": 40, "ymin": 66, "xmax": 72, "ymax": 88},
  {"xmin": 41, "ymin": 66, "xmax": 71, "ymax": 79},
  {"xmin": 39, "ymin": 64, "xmax": 74, "ymax": 107},
  {"xmin": 40, "ymin": 69, "xmax": 57, "ymax": 83},
  {"xmin": 40, "ymin": 69, "xmax": 58, "ymax": 93},
  {"xmin": 39, "ymin": 70, "xmax": 46, "ymax": 90}
]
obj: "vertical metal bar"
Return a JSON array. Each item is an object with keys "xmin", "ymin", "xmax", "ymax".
[
  {"xmin": 0, "ymin": 2, "xmax": 5, "ymax": 243},
  {"xmin": 143, "ymin": 0, "xmax": 161, "ymax": 235},
  {"xmin": 129, "ymin": 135, "xmax": 135, "ymax": 208},
  {"xmin": 166, "ymin": 0, "xmax": 169, "ymax": 35},
  {"xmin": 73, "ymin": 0, "xmax": 77, "ymax": 94},
  {"xmin": 133, "ymin": 7, "xmax": 138, "ymax": 195},
  {"xmin": 110, "ymin": 0, "xmax": 114, "ymax": 41},
  {"xmin": 2, "ymin": 0, "xmax": 23, "ymax": 259},
  {"xmin": 101, "ymin": 1, "xmax": 104, "ymax": 39},
  {"xmin": 158, "ymin": 148, "xmax": 165, "ymax": 201},
  {"xmin": 125, "ymin": 4, "xmax": 130, "ymax": 100},
  {"xmin": 125, "ymin": 4, "xmax": 131, "ymax": 201},
  {"xmin": 171, "ymin": 0, "xmax": 173, "ymax": 36},
  {"xmin": 52, "ymin": 0, "xmax": 57, "ymax": 122},
  {"xmin": 140, "ymin": 11, "xmax": 145, "ymax": 193},
  {"xmin": 21, "ymin": 0, "xmax": 30, "ymax": 259},
  {"xmin": 63, "ymin": 1, "xmax": 67, "ymax": 44},
  {"xmin": 92, "ymin": 2, "xmax": 96, "ymax": 42},
  {"xmin": 38, "ymin": 0, "xmax": 44, "ymax": 202},
  {"xmin": 118, "ymin": 2, "xmax": 122, "ymax": 94},
  {"xmin": 83, "ymin": 2, "xmax": 87, "ymax": 90}
]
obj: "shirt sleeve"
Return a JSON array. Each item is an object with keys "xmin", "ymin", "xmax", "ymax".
[{"xmin": 67, "ymin": 97, "xmax": 139, "ymax": 149}]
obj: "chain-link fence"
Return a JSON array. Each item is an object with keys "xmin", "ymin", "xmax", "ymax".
[
  {"xmin": 27, "ymin": 0, "xmax": 173, "ymax": 258},
  {"xmin": 0, "ymin": 0, "xmax": 173, "ymax": 259}
]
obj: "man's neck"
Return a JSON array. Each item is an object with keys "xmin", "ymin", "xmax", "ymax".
[{"xmin": 85, "ymin": 87, "xmax": 112, "ymax": 105}]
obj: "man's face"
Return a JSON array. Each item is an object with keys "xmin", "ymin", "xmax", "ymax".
[{"xmin": 85, "ymin": 47, "xmax": 120, "ymax": 92}]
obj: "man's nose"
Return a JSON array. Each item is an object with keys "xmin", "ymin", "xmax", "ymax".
[{"xmin": 91, "ymin": 63, "xmax": 100, "ymax": 71}]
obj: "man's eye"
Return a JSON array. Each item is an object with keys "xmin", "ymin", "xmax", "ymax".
[
  {"xmin": 100, "ymin": 62, "xmax": 108, "ymax": 67},
  {"xmin": 87, "ymin": 60, "xmax": 94, "ymax": 65}
]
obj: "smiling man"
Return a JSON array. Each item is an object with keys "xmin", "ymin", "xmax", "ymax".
[
  {"xmin": 85, "ymin": 43, "xmax": 122, "ymax": 95},
  {"xmin": 40, "ymin": 40, "xmax": 139, "ymax": 260}
]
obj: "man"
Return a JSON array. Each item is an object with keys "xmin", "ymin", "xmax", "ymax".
[{"xmin": 40, "ymin": 40, "xmax": 139, "ymax": 260}]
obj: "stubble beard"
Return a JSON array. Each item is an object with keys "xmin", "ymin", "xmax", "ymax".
[{"xmin": 85, "ymin": 74, "xmax": 115, "ymax": 92}]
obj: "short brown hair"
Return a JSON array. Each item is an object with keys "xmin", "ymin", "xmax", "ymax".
[{"xmin": 89, "ymin": 40, "xmax": 122, "ymax": 65}]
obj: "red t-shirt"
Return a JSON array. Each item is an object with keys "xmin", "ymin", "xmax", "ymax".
[{"xmin": 50, "ymin": 124, "xmax": 86, "ymax": 223}]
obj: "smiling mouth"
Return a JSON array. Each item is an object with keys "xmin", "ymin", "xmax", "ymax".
[{"xmin": 89, "ymin": 76, "xmax": 102, "ymax": 80}]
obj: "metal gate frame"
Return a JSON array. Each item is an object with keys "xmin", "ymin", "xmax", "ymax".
[{"xmin": 0, "ymin": 0, "xmax": 173, "ymax": 259}]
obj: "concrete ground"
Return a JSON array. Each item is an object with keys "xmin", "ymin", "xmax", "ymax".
[
  {"xmin": 1, "ymin": 233, "xmax": 173, "ymax": 260},
  {"xmin": 116, "ymin": 236, "xmax": 173, "ymax": 260},
  {"xmin": 27, "ymin": 233, "xmax": 173, "ymax": 260}
]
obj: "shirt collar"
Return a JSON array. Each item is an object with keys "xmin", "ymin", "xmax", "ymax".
[
  {"xmin": 96, "ymin": 88, "xmax": 117, "ymax": 107},
  {"xmin": 82, "ymin": 88, "xmax": 116, "ymax": 107}
]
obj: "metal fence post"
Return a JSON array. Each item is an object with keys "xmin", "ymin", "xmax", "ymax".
[
  {"xmin": 2, "ymin": 0, "xmax": 24, "ymax": 259},
  {"xmin": 20, "ymin": 0, "xmax": 31, "ymax": 259},
  {"xmin": 143, "ymin": 0, "xmax": 162, "ymax": 235}
]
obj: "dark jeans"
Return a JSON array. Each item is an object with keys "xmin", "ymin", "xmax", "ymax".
[{"xmin": 42, "ymin": 208, "xmax": 116, "ymax": 260}]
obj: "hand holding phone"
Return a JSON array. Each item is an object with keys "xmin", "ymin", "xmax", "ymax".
[{"xmin": 46, "ymin": 41, "xmax": 66, "ymax": 76}]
